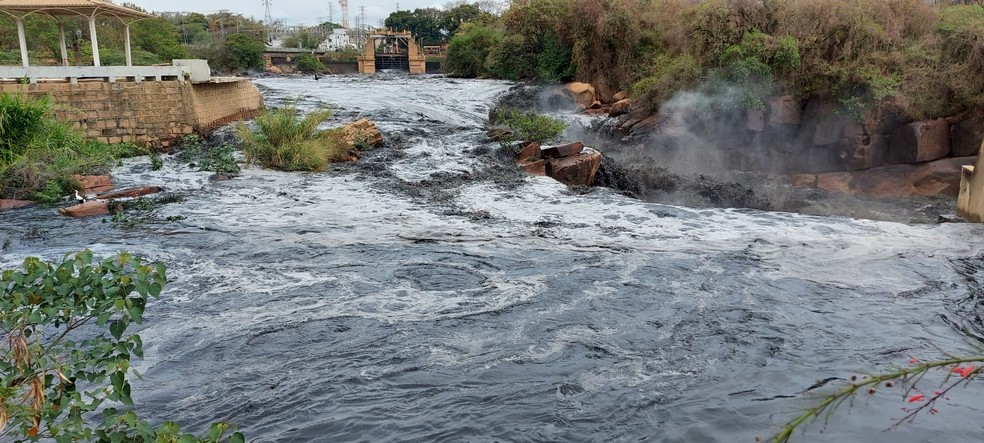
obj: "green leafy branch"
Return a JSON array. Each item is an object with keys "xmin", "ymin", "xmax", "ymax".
[
  {"xmin": 772, "ymin": 355, "xmax": 984, "ymax": 443},
  {"xmin": 0, "ymin": 250, "xmax": 244, "ymax": 443}
]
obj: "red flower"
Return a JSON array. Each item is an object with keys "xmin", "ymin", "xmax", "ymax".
[
  {"xmin": 909, "ymin": 357, "xmax": 920, "ymax": 364},
  {"xmin": 930, "ymin": 408, "xmax": 940, "ymax": 415},
  {"xmin": 933, "ymin": 390, "xmax": 943, "ymax": 396},
  {"xmin": 908, "ymin": 394, "xmax": 925, "ymax": 403},
  {"xmin": 952, "ymin": 365, "xmax": 976, "ymax": 378}
]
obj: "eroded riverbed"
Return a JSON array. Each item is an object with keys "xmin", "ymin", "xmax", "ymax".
[{"xmin": 3, "ymin": 75, "xmax": 984, "ymax": 442}]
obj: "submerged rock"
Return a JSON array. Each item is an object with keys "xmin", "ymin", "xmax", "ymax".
[
  {"xmin": 0, "ymin": 199, "xmax": 33, "ymax": 211},
  {"xmin": 98, "ymin": 186, "xmax": 163, "ymax": 199}
]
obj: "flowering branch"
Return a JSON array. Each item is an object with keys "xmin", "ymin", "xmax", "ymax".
[{"xmin": 771, "ymin": 355, "xmax": 984, "ymax": 443}]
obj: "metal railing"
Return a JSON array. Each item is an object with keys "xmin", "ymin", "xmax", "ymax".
[{"xmin": 0, "ymin": 65, "xmax": 187, "ymax": 84}]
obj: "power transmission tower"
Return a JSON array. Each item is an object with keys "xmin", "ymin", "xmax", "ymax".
[
  {"xmin": 338, "ymin": 0, "xmax": 349, "ymax": 29},
  {"xmin": 262, "ymin": 0, "xmax": 272, "ymax": 26},
  {"xmin": 328, "ymin": 2, "xmax": 334, "ymax": 25}
]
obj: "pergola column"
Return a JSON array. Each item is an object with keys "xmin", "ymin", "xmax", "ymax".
[
  {"xmin": 58, "ymin": 22, "xmax": 69, "ymax": 66},
  {"xmin": 16, "ymin": 18, "xmax": 28, "ymax": 67},
  {"xmin": 123, "ymin": 24, "xmax": 132, "ymax": 66},
  {"xmin": 88, "ymin": 17, "xmax": 100, "ymax": 67}
]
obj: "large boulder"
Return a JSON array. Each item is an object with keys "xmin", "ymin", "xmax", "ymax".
[
  {"xmin": 58, "ymin": 201, "xmax": 110, "ymax": 217},
  {"xmin": 563, "ymin": 82, "xmax": 596, "ymax": 109},
  {"xmin": 887, "ymin": 119, "xmax": 951, "ymax": 164},
  {"xmin": 952, "ymin": 111, "xmax": 984, "ymax": 157},
  {"xmin": 341, "ymin": 118, "xmax": 384, "ymax": 149},
  {"xmin": 545, "ymin": 149, "xmax": 603, "ymax": 187},
  {"xmin": 609, "ymin": 99, "xmax": 631, "ymax": 117},
  {"xmin": 516, "ymin": 141, "xmax": 541, "ymax": 162}
]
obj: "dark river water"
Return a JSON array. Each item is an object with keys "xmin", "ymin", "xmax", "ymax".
[{"xmin": 3, "ymin": 75, "xmax": 984, "ymax": 442}]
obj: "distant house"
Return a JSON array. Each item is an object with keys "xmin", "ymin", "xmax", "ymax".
[{"xmin": 321, "ymin": 28, "xmax": 356, "ymax": 51}]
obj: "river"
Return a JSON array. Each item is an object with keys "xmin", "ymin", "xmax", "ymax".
[{"xmin": 2, "ymin": 74, "xmax": 984, "ymax": 442}]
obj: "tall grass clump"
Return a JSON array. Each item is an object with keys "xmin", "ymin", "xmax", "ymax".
[
  {"xmin": 0, "ymin": 94, "xmax": 145, "ymax": 201},
  {"xmin": 236, "ymin": 104, "xmax": 350, "ymax": 172}
]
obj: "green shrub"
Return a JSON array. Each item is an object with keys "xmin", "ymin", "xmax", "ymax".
[
  {"xmin": 293, "ymin": 53, "xmax": 325, "ymax": 74},
  {"xmin": 496, "ymin": 109, "xmax": 568, "ymax": 143},
  {"xmin": 236, "ymin": 104, "xmax": 351, "ymax": 172},
  {"xmin": 536, "ymin": 33, "xmax": 575, "ymax": 82},
  {"xmin": 631, "ymin": 55, "xmax": 701, "ymax": 112},
  {"xmin": 0, "ymin": 94, "xmax": 147, "ymax": 201},
  {"xmin": 0, "ymin": 250, "xmax": 245, "ymax": 442}
]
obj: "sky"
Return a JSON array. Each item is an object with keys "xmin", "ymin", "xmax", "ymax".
[{"xmin": 129, "ymin": 0, "xmax": 448, "ymax": 29}]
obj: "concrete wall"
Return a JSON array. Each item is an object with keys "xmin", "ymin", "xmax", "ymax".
[{"xmin": 0, "ymin": 78, "xmax": 263, "ymax": 148}]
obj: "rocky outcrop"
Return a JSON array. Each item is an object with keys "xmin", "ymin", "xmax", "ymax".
[
  {"xmin": 58, "ymin": 201, "xmax": 110, "ymax": 217},
  {"xmin": 341, "ymin": 118, "xmax": 384, "ymax": 149},
  {"xmin": 545, "ymin": 150, "xmax": 603, "ymax": 187},
  {"xmin": 790, "ymin": 156, "xmax": 976, "ymax": 198},
  {"xmin": 563, "ymin": 83, "xmax": 596, "ymax": 109},
  {"xmin": 767, "ymin": 95, "xmax": 801, "ymax": 127},
  {"xmin": 952, "ymin": 111, "xmax": 984, "ymax": 157},
  {"xmin": 514, "ymin": 140, "xmax": 603, "ymax": 187}
]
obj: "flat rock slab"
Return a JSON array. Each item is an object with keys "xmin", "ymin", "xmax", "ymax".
[
  {"xmin": 546, "ymin": 150, "xmax": 603, "ymax": 187},
  {"xmin": 97, "ymin": 186, "xmax": 163, "ymax": 199},
  {"xmin": 59, "ymin": 201, "xmax": 110, "ymax": 217},
  {"xmin": 540, "ymin": 142, "xmax": 585, "ymax": 159},
  {"xmin": 0, "ymin": 199, "xmax": 34, "ymax": 210}
]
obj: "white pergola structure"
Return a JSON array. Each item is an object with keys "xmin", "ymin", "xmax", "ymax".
[{"xmin": 0, "ymin": 0, "xmax": 152, "ymax": 67}]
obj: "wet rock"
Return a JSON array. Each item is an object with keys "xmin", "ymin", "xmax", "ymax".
[
  {"xmin": 609, "ymin": 99, "xmax": 631, "ymax": 117},
  {"xmin": 540, "ymin": 142, "xmax": 584, "ymax": 159},
  {"xmin": 767, "ymin": 95, "xmax": 801, "ymax": 127},
  {"xmin": 545, "ymin": 149, "xmax": 603, "ymax": 187},
  {"xmin": 816, "ymin": 172, "xmax": 858, "ymax": 195},
  {"xmin": 72, "ymin": 175, "xmax": 113, "ymax": 194},
  {"xmin": 613, "ymin": 90, "xmax": 628, "ymax": 102},
  {"xmin": 888, "ymin": 119, "xmax": 951, "ymax": 164},
  {"xmin": 267, "ymin": 65, "xmax": 284, "ymax": 75},
  {"xmin": 516, "ymin": 141, "xmax": 541, "ymax": 161},
  {"xmin": 97, "ymin": 186, "xmax": 163, "ymax": 199},
  {"xmin": 788, "ymin": 174, "xmax": 817, "ymax": 187},
  {"xmin": 58, "ymin": 201, "xmax": 109, "ymax": 217},
  {"xmin": 342, "ymin": 118, "xmax": 384, "ymax": 148},
  {"xmin": 210, "ymin": 172, "xmax": 237, "ymax": 181},
  {"xmin": 519, "ymin": 159, "xmax": 547, "ymax": 175},
  {"xmin": 0, "ymin": 199, "xmax": 33, "ymax": 210},
  {"xmin": 563, "ymin": 82, "xmax": 596, "ymax": 109}
]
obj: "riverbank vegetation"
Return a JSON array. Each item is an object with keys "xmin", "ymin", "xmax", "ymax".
[
  {"xmin": 443, "ymin": 0, "xmax": 984, "ymax": 120},
  {"xmin": 0, "ymin": 94, "xmax": 144, "ymax": 202},
  {"xmin": 0, "ymin": 250, "xmax": 245, "ymax": 442},
  {"xmin": 237, "ymin": 104, "xmax": 351, "ymax": 172}
]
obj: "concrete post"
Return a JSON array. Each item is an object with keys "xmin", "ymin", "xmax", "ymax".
[
  {"xmin": 58, "ymin": 22, "xmax": 69, "ymax": 66},
  {"xmin": 89, "ymin": 17, "xmax": 100, "ymax": 67},
  {"xmin": 124, "ymin": 24, "xmax": 132, "ymax": 66},
  {"xmin": 16, "ymin": 19, "xmax": 29, "ymax": 67}
]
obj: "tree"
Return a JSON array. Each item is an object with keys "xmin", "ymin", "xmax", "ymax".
[
  {"xmin": 0, "ymin": 250, "xmax": 245, "ymax": 442},
  {"xmin": 131, "ymin": 17, "xmax": 191, "ymax": 61},
  {"xmin": 293, "ymin": 53, "xmax": 325, "ymax": 73},
  {"xmin": 445, "ymin": 23, "xmax": 503, "ymax": 77},
  {"xmin": 384, "ymin": 8, "xmax": 446, "ymax": 45},
  {"xmin": 223, "ymin": 32, "xmax": 264, "ymax": 72}
]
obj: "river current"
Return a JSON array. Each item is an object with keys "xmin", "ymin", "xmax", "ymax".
[{"xmin": 3, "ymin": 75, "xmax": 984, "ymax": 442}]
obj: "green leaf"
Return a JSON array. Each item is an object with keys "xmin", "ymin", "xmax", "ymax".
[
  {"xmin": 110, "ymin": 320, "xmax": 125, "ymax": 340},
  {"xmin": 228, "ymin": 432, "xmax": 246, "ymax": 443}
]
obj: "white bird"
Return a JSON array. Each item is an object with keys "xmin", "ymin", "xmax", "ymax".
[{"xmin": 74, "ymin": 190, "xmax": 85, "ymax": 204}]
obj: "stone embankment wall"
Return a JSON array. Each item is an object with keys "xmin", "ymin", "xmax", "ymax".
[{"xmin": 0, "ymin": 79, "xmax": 263, "ymax": 147}]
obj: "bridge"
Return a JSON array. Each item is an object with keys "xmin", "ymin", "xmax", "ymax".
[{"xmin": 357, "ymin": 29, "xmax": 425, "ymax": 74}]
